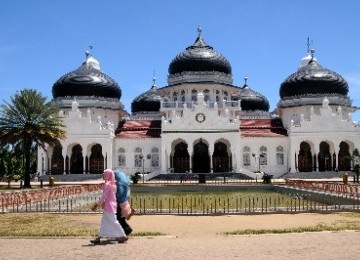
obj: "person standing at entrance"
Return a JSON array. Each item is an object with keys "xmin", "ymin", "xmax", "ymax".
[{"xmin": 90, "ymin": 169, "xmax": 127, "ymax": 244}]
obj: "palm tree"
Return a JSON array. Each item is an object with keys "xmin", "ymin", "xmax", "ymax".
[{"xmin": 0, "ymin": 89, "xmax": 66, "ymax": 188}]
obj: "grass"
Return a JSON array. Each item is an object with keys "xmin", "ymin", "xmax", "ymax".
[
  {"xmin": 0, "ymin": 213, "xmax": 98, "ymax": 237},
  {"xmin": 0, "ymin": 213, "xmax": 166, "ymax": 237},
  {"xmin": 222, "ymin": 212, "xmax": 360, "ymax": 236},
  {"xmin": 130, "ymin": 190, "xmax": 321, "ymax": 212}
]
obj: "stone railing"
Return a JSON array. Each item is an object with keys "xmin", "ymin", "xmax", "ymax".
[
  {"xmin": 285, "ymin": 179, "xmax": 360, "ymax": 197},
  {"xmin": 0, "ymin": 183, "xmax": 103, "ymax": 208}
]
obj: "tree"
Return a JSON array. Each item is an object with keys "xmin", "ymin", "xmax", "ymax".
[{"xmin": 0, "ymin": 89, "xmax": 66, "ymax": 188}]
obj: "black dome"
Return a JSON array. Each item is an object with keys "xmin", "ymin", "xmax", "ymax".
[
  {"xmin": 131, "ymin": 85, "xmax": 163, "ymax": 113},
  {"xmin": 234, "ymin": 84, "xmax": 270, "ymax": 111},
  {"xmin": 52, "ymin": 52, "xmax": 121, "ymax": 99},
  {"xmin": 168, "ymin": 34, "xmax": 232, "ymax": 75},
  {"xmin": 280, "ymin": 57, "xmax": 348, "ymax": 99}
]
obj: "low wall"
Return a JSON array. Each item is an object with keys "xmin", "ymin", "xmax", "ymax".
[
  {"xmin": 0, "ymin": 184, "xmax": 103, "ymax": 208},
  {"xmin": 284, "ymin": 180, "xmax": 360, "ymax": 197}
]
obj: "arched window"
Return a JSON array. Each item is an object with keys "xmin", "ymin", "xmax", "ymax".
[
  {"xmin": 243, "ymin": 146, "xmax": 251, "ymax": 166},
  {"xmin": 191, "ymin": 89, "xmax": 197, "ymax": 102},
  {"xmin": 260, "ymin": 146, "xmax": 267, "ymax": 165},
  {"xmin": 276, "ymin": 146, "xmax": 284, "ymax": 165},
  {"xmin": 134, "ymin": 147, "xmax": 143, "ymax": 167},
  {"xmin": 118, "ymin": 148, "xmax": 126, "ymax": 166},
  {"xmin": 151, "ymin": 147, "xmax": 160, "ymax": 167}
]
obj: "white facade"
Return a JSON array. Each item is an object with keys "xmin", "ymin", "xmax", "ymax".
[{"xmin": 37, "ymin": 33, "xmax": 360, "ymax": 179}]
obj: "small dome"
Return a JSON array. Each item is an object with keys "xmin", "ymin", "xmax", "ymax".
[
  {"xmin": 131, "ymin": 79, "xmax": 163, "ymax": 113},
  {"xmin": 167, "ymin": 27, "xmax": 232, "ymax": 85},
  {"xmin": 234, "ymin": 79, "xmax": 269, "ymax": 111},
  {"xmin": 52, "ymin": 51, "xmax": 121, "ymax": 99},
  {"xmin": 280, "ymin": 50, "xmax": 348, "ymax": 99}
]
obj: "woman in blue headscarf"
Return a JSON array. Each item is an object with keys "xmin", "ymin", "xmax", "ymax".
[{"xmin": 114, "ymin": 169, "xmax": 134, "ymax": 235}]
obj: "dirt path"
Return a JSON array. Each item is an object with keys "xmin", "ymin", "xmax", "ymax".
[{"xmin": 1, "ymin": 213, "xmax": 359, "ymax": 260}]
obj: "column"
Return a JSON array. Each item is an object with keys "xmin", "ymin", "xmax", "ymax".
[
  {"xmin": 209, "ymin": 144, "xmax": 214, "ymax": 173},
  {"xmin": 188, "ymin": 146, "xmax": 193, "ymax": 173}
]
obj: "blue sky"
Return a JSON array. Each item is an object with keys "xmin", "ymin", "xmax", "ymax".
[{"xmin": 1, "ymin": 0, "xmax": 360, "ymax": 119}]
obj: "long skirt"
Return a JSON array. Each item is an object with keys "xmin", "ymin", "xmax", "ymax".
[{"xmin": 98, "ymin": 211, "xmax": 126, "ymax": 238}]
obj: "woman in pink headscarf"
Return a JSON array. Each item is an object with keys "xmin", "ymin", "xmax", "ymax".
[{"xmin": 90, "ymin": 169, "xmax": 127, "ymax": 244}]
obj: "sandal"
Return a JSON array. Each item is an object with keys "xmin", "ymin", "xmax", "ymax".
[
  {"xmin": 117, "ymin": 237, "xmax": 128, "ymax": 243},
  {"xmin": 90, "ymin": 238, "xmax": 101, "ymax": 244}
]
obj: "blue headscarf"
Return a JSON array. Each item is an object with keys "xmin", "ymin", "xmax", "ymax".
[{"xmin": 114, "ymin": 169, "xmax": 130, "ymax": 203}]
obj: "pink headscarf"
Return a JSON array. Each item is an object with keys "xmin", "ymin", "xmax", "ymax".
[{"xmin": 103, "ymin": 169, "xmax": 116, "ymax": 185}]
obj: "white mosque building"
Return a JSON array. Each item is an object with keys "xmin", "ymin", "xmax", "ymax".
[{"xmin": 37, "ymin": 28, "xmax": 360, "ymax": 179}]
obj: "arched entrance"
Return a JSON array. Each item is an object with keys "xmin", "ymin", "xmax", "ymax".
[
  {"xmin": 172, "ymin": 142, "xmax": 189, "ymax": 173},
  {"xmin": 51, "ymin": 144, "xmax": 64, "ymax": 175},
  {"xmin": 70, "ymin": 144, "xmax": 83, "ymax": 174},
  {"xmin": 192, "ymin": 139, "xmax": 210, "ymax": 173},
  {"xmin": 338, "ymin": 141, "xmax": 351, "ymax": 171},
  {"xmin": 318, "ymin": 142, "xmax": 332, "ymax": 171},
  {"xmin": 298, "ymin": 142, "xmax": 313, "ymax": 172},
  {"xmin": 89, "ymin": 144, "xmax": 104, "ymax": 174},
  {"xmin": 213, "ymin": 142, "xmax": 230, "ymax": 172}
]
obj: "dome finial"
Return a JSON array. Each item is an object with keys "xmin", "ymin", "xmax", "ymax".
[
  {"xmin": 152, "ymin": 71, "xmax": 157, "ymax": 87},
  {"xmin": 307, "ymin": 38, "xmax": 314, "ymax": 54},
  {"xmin": 307, "ymin": 37, "xmax": 310, "ymax": 53},
  {"xmin": 310, "ymin": 48, "xmax": 315, "ymax": 59},
  {"xmin": 197, "ymin": 25, "xmax": 202, "ymax": 37},
  {"xmin": 85, "ymin": 45, "xmax": 93, "ymax": 58},
  {"xmin": 244, "ymin": 76, "xmax": 248, "ymax": 85}
]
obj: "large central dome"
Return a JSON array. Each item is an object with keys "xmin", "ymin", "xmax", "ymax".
[{"xmin": 167, "ymin": 27, "xmax": 233, "ymax": 85}]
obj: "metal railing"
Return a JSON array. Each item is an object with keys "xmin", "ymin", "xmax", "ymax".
[{"xmin": 2, "ymin": 189, "xmax": 359, "ymax": 215}]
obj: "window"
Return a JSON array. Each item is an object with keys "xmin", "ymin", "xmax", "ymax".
[
  {"xmin": 118, "ymin": 148, "xmax": 126, "ymax": 166},
  {"xmin": 151, "ymin": 147, "xmax": 160, "ymax": 167},
  {"xmin": 276, "ymin": 146, "xmax": 284, "ymax": 165},
  {"xmin": 134, "ymin": 147, "xmax": 143, "ymax": 167},
  {"xmin": 260, "ymin": 146, "xmax": 267, "ymax": 165},
  {"xmin": 243, "ymin": 146, "xmax": 251, "ymax": 166}
]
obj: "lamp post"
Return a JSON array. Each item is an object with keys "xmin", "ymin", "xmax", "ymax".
[
  {"xmin": 252, "ymin": 153, "xmax": 264, "ymax": 182},
  {"xmin": 139, "ymin": 154, "xmax": 145, "ymax": 183},
  {"xmin": 324, "ymin": 156, "xmax": 329, "ymax": 171}
]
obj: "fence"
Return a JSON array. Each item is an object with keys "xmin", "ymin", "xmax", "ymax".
[
  {"xmin": 128, "ymin": 192, "xmax": 360, "ymax": 215},
  {"xmin": 1, "ymin": 187, "xmax": 360, "ymax": 214}
]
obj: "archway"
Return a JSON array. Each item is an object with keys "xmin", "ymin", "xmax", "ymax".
[
  {"xmin": 298, "ymin": 142, "xmax": 313, "ymax": 172},
  {"xmin": 51, "ymin": 144, "xmax": 64, "ymax": 175},
  {"xmin": 70, "ymin": 144, "xmax": 83, "ymax": 174},
  {"xmin": 89, "ymin": 144, "xmax": 104, "ymax": 174},
  {"xmin": 318, "ymin": 142, "xmax": 332, "ymax": 171},
  {"xmin": 173, "ymin": 142, "xmax": 189, "ymax": 173},
  {"xmin": 213, "ymin": 142, "xmax": 230, "ymax": 172},
  {"xmin": 338, "ymin": 141, "xmax": 351, "ymax": 171},
  {"xmin": 192, "ymin": 139, "xmax": 210, "ymax": 173}
]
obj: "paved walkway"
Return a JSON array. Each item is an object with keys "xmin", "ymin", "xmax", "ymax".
[{"xmin": 0, "ymin": 232, "xmax": 359, "ymax": 260}]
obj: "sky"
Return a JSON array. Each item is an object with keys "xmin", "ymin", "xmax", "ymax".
[{"xmin": 1, "ymin": 0, "xmax": 360, "ymax": 120}]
